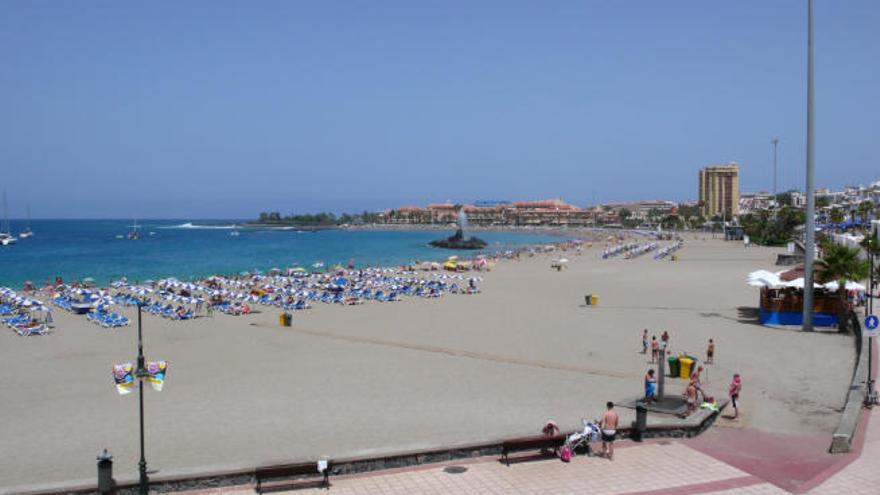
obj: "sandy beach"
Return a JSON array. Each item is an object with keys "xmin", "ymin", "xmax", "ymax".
[{"xmin": 0, "ymin": 235, "xmax": 855, "ymax": 491}]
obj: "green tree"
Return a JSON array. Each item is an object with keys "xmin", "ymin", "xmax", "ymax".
[
  {"xmin": 618, "ymin": 208, "xmax": 632, "ymax": 223},
  {"xmin": 829, "ymin": 207, "xmax": 845, "ymax": 224},
  {"xmin": 816, "ymin": 196, "xmax": 831, "ymax": 208},
  {"xmin": 817, "ymin": 243, "xmax": 870, "ymax": 332},
  {"xmin": 661, "ymin": 214, "xmax": 682, "ymax": 230},
  {"xmin": 857, "ymin": 200, "xmax": 874, "ymax": 227},
  {"xmin": 776, "ymin": 191, "xmax": 793, "ymax": 207}
]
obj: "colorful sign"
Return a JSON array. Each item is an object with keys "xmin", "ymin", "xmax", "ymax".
[
  {"xmin": 113, "ymin": 363, "xmax": 135, "ymax": 395},
  {"xmin": 145, "ymin": 361, "xmax": 168, "ymax": 391}
]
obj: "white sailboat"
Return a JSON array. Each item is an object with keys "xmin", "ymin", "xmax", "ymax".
[
  {"xmin": 0, "ymin": 192, "xmax": 16, "ymax": 246},
  {"xmin": 18, "ymin": 204, "xmax": 33, "ymax": 239},
  {"xmin": 127, "ymin": 219, "xmax": 141, "ymax": 240}
]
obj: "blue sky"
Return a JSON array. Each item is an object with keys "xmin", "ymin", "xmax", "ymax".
[{"xmin": 1, "ymin": 0, "xmax": 878, "ymax": 218}]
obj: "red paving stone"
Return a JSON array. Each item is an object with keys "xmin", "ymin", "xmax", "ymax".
[{"xmin": 683, "ymin": 427, "xmax": 845, "ymax": 492}]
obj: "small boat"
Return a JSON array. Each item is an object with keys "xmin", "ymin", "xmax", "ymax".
[
  {"xmin": 127, "ymin": 220, "xmax": 141, "ymax": 240},
  {"xmin": 229, "ymin": 231, "xmax": 240, "ymax": 237},
  {"xmin": 0, "ymin": 192, "xmax": 15, "ymax": 246},
  {"xmin": 18, "ymin": 204, "xmax": 33, "ymax": 239}
]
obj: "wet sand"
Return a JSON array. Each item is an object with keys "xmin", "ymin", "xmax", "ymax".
[{"xmin": 0, "ymin": 235, "xmax": 854, "ymax": 490}]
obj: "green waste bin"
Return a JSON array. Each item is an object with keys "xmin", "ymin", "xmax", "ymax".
[{"xmin": 667, "ymin": 356, "xmax": 680, "ymax": 377}]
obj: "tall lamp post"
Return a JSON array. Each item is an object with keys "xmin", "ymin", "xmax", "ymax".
[
  {"xmin": 802, "ymin": 0, "xmax": 816, "ymax": 332},
  {"xmin": 772, "ymin": 138, "xmax": 780, "ymax": 201},
  {"xmin": 112, "ymin": 302, "xmax": 167, "ymax": 495},
  {"xmin": 135, "ymin": 304, "xmax": 149, "ymax": 494}
]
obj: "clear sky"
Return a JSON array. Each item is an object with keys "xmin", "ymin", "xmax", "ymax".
[{"xmin": 1, "ymin": 0, "xmax": 878, "ymax": 218}]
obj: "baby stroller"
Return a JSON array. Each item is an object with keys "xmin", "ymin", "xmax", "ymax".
[{"xmin": 561, "ymin": 419, "xmax": 600, "ymax": 460}]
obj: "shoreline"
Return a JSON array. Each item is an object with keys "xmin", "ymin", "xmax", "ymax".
[{"xmin": 3, "ymin": 226, "xmax": 634, "ymax": 290}]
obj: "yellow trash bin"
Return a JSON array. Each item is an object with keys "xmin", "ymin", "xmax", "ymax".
[
  {"xmin": 679, "ymin": 357, "xmax": 694, "ymax": 379},
  {"xmin": 279, "ymin": 313, "xmax": 286, "ymax": 326},
  {"xmin": 671, "ymin": 255, "xmax": 678, "ymax": 261},
  {"xmin": 590, "ymin": 294, "xmax": 599, "ymax": 306}
]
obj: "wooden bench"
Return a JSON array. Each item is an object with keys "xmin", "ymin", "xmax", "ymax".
[
  {"xmin": 254, "ymin": 461, "xmax": 331, "ymax": 493},
  {"xmin": 500, "ymin": 434, "xmax": 566, "ymax": 466}
]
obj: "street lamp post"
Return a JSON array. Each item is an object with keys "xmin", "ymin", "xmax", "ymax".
[
  {"xmin": 135, "ymin": 304, "xmax": 149, "ymax": 494},
  {"xmin": 772, "ymin": 138, "xmax": 780, "ymax": 201},
  {"xmin": 802, "ymin": 0, "xmax": 816, "ymax": 332}
]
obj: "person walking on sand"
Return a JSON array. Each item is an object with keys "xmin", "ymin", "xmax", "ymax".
[
  {"xmin": 706, "ymin": 339, "xmax": 715, "ymax": 364},
  {"xmin": 600, "ymin": 401, "xmax": 619, "ymax": 460},
  {"xmin": 641, "ymin": 329, "xmax": 649, "ymax": 354},
  {"xmin": 661, "ymin": 330, "xmax": 670, "ymax": 353},
  {"xmin": 651, "ymin": 336, "xmax": 659, "ymax": 363},
  {"xmin": 729, "ymin": 374, "xmax": 742, "ymax": 420}
]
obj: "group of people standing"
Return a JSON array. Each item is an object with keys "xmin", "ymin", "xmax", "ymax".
[{"xmin": 639, "ymin": 329, "xmax": 741, "ymax": 421}]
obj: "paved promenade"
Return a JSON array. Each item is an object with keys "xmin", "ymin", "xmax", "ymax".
[{"xmin": 194, "ymin": 406, "xmax": 878, "ymax": 495}]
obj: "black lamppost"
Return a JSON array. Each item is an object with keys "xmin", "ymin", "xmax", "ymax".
[{"xmin": 135, "ymin": 303, "xmax": 149, "ymax": 494}]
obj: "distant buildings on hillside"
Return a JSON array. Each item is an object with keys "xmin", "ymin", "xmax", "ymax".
[{"xmin": 381, "ymin": 199, "xmax": 594, "ymax": 227}]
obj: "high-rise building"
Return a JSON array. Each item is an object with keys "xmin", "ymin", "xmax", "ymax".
[{"xmin": 698, "ymin": 163, "xmax": 740, "ymax": 218}]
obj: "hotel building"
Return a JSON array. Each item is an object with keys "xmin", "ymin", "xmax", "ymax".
[{"xmin": 699, "ymin": 163, "xmax": 740, "ymax": 218}]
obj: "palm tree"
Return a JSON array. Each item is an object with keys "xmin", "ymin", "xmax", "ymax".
[
  {"xmin": 857, "ymin": 200, "xmax": 874, "ymax": 228},
  {"xmin": 829, "ymin": 207, "xmax": 845, "ymax": 225},
  {"xmin": 817, "ymin": 243, "xmax": 870, "ymax": 332}
]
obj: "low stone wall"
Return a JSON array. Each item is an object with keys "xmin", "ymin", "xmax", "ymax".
[
  {"xmin": 830, "ymin": 316, "xmax": 869, "ymax": 453},
  {"xmin": 15, "ymin": 406, "xmax": 725, "ymax": 495}
]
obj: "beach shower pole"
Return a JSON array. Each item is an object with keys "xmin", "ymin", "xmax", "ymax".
[
  {"xmin": 136, "ymin": 304, "xmax": 149, "ymax": 494},
  {"xmin": 802, "ymin": 0, "xmax": 816, "ymax": 332},
  {"xmin": 658, "ymin": 348, "xmax": 665, "ymax": 401}
]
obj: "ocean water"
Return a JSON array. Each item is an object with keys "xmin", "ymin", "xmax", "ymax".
[{"xmin": 0, "ymin": 220, "xmax": 566, "ymax": 288}]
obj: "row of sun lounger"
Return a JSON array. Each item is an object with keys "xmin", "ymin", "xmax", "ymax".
[
  {"xmin": 142, "ymin": 303, "xmax": 193, "ymax": 320},
  {"xmin": 2, "ymin": 314, "xmax": 49, "ymax": 336},
  {"xmin": 86, "ymin": 310, "xmax": 130, "ymax": 328}
]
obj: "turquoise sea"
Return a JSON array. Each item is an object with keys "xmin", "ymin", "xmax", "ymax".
[{"xmin": 0, "ymin": 220, "xmax": 566, "ymax": 288}]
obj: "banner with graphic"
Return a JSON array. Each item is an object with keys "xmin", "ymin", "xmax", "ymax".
[
  {"xmin": 145, "ymin": 361, "xmax": 168, "ymax": 391},
  {"xmin": 113, "ymin": 363, "xmax": 135, "ymax": 395}
]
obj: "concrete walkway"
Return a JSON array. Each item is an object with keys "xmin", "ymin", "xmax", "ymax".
[{"xmin": 193, "ymin": 406, "xmax": 878, "ymax": 495}]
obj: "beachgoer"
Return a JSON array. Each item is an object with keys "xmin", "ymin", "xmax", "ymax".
[
  {"xmin": 206, "ymin": 302, "xmax": 214, "ymax": 318},
  {"xmin": 651, "ymin": 336, "xmax": 659, "ymax": 363},
  {"xmin": 729, "ymin": 374, "xmax": 742, "ymax": 420},
  {"xmin": 644, "ymin": 369, "xmax": 657, "ymax": 404},
  {"xmin": 707, "ymin": 339, "xmax": 715, "ymax": 364},
  {"xmin": 641, "ymin": 329, "xmax": 648, "ymax": 354},
  {"xmin": 690, "ymin": 365, "xmax": 705, "ymax": 400},
  {"xmin": 661, "ymin": 330, "xmax": 670, "ymax": 353},
  {"xmin": 541, "ymin": 420, "xmax": 561, "ymax": 455},
  {"xmin": 685, "ymin": 380, "xmax": 697, "ymax": 415},
  {"xmin": 600, "ymin": 401, "xmax": 619, "ymax": 460}
]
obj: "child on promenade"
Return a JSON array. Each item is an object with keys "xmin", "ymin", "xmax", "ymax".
[
  {"xmin": 729, "ymin": 374, "xmax": 742, "ymax": 420},
  {"xmin": 707, "ymin": 339, "xmax": 715, "ymax": 364},
  {"xmin": 641, "ymin": 329, "xmax": 648, "ymax": 354},
  {"xmin": 651, "ymin": 336, "xmax": 659, "ymax": 363}
]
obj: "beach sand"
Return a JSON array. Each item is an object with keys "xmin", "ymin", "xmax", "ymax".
[{"xmin": 0, "ymin": 235, "xmax": 855, "ymax": 490}]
